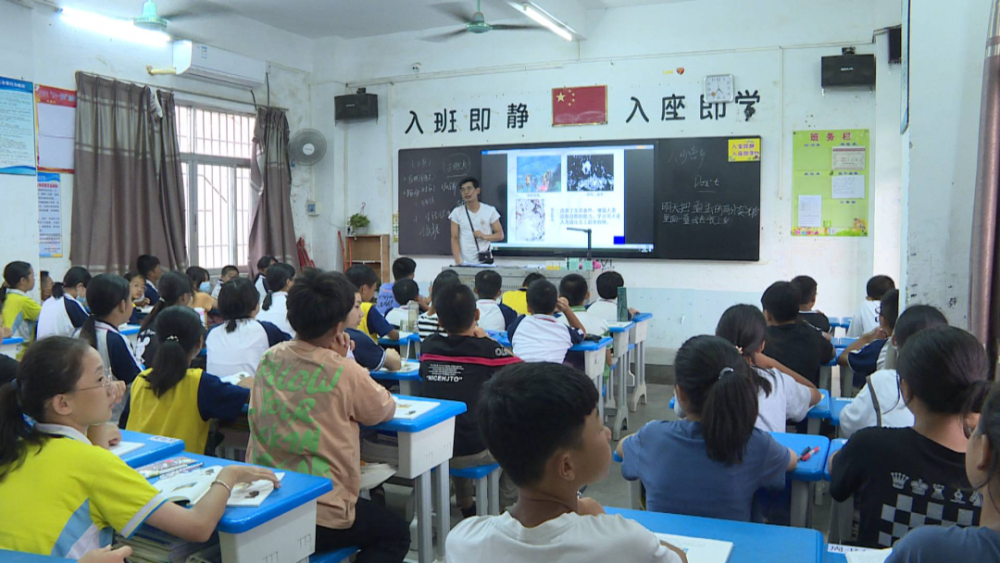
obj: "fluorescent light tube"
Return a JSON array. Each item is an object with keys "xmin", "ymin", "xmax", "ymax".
[
  {"xmin": 61, "ymin": 6, "xmax": 171, "ymax": 47},
  {"xmin": 514, "ymin": 2, "xmax": 574, "ymax": 41}
]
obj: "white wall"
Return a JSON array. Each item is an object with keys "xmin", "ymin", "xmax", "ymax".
[
  {"xmin": 0, "ymin": 2, "xmax": 321, "ymax": 282},
  {"xmin": 903, "ymin": 0, "xmax": 992, "ymax": 327},
  {"xmin": 314, "ymin": 0, "xmax": 903, "ymax": 355}
]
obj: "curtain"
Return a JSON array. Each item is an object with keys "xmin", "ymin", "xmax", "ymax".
[
  {"xmin": 71, "ymin": 72, "xmax": 187, "ymax": 274},
  {"xmin": 248, "ymin": 107, "xmax": 297, "ymax": 274},
  {"xmin": 970, "ymin": 0, "xmax": 1000, "ymax": 379}
]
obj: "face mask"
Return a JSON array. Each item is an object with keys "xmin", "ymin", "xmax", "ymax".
[
  {"xmin": 199, "ymin": 281, "xmax": 211, "ymax": 293},
  {"xmin": 78, "ymin": 295, "xmax": 87, "ymax": 308}
]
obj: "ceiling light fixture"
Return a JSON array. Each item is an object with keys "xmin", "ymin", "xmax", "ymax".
[
  {"xmin": 60, "ymin": 6, "xmax": 171, "ymax": 47},
  {"xmin": 509, "ymin": 1, "xmax": 575, "ymax": 42}
]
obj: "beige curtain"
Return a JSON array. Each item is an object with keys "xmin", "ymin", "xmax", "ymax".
[
  {"xmin": 248, "ymin": 107, "xmax": 297, "ymax": 272},
  {"xmin": 71, "ymin": 72, "xmax": 187, "ymax": 274}
]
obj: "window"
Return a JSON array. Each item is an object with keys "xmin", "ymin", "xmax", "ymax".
[{"xmin": 176, "ymin": 106, "xmax": 256, "ymax": 271}]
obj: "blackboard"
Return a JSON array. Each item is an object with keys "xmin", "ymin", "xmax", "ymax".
[
  {"xmin": 398, "ymin": 146, "xmax": 489, "ymax": 255},
  {"xmin": 655, "ymin": 137, "xmax": 761, "ymax": 261}
]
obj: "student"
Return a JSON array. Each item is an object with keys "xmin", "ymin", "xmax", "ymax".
[
  {"xmin": 186, "ymin": 266, "xmax": 218, "ymax": 312},
  {"xmin": 886, "ymin": 384, "xmax": 1000, "ymax": 562},
  {"xmin": 255, "ymin": 262, "xmax": 296, "ymax": 338},
  {"xmin": 761, "ymin": 281, "xmax": 835, "ymax": 387},
  {"xmin": 206, "ymin": 277, "xmax": 289, "ymax": 377},
  {"xmin": 619, "ymin": 336, "xmax": 798, "ymax": 521},
  {"xmin": 136, "ymin": 272, "xmax": 194, "ymax": 367},
  {"xmin": 471, "ymin": 270, "xmax": 516, "ymax": 333},
  {"xmin": 124, "ymin": 272, "xmax": 151, "ymax": 325},
  {"xmin": 384, "ymin": 279, "xmax": 420, "ymax": 329},
  {"xmin": 840, "ymin": 305, "xmax": 948, "ymax": 438},
  {"xmin": 450, "ymin": 177, "xmax": 504, "ymax": 266},
  {"xmin": 0, "ymin": 336, "xmax": 279, "ymax": 558},
  {"xmin": 557, "ymin": 273, "xmax": 608, "ymax": 336},
  {"xmin": 417, "ymin": 270, "xmax": 461, "ymax": 339},
  {"xmin": 136, "ymin": 254, "xmax": 163, "ymax": 303},
  {"xmin": 714, "ymin": 304, "xmax": 821, "ymax": 432},
  {"xmin": 447, "ymin": 362, "xmax": 686, "ymax": 563},
  {"xmin": 37, "ymin": 267, "xmax": 91, "ymax": 341},
  {"xmin": 1, "ymin": 261, "xmax": 41, "ymax": 357},
  {"xmin": 254, "ymin": 255, "xmax": 277, "ymax": 305},
  {"xmin": 376, "ymin": 257, "xmax": 426, "ymax": 315},
  {"xmin": 839, "ymin": 289, "xmax": 899, "ymax": 389},
  {"xmin": 508, "ymin": 280, "xmax": 585, "ymax": 364},
  {"xmin": 587, "ymin": 270, "xmax": 638, "ymax": 323},
  {"xmin": 79, "ymin": 274, "xmax": 143, "ymax": 426},
  {"xmin": 501, "ymin": 272, "xmax": 544, "ymax": 317},
  {"xmin": 847, "ymin": 275, "xmax": 896, "ymax": 337},
  {"xmin": 246, "ymin": 269, "xmax": 410, "ymax": 560},
  {"xmin": 39, "ymin": 270, "xmax": 53, "ymax": 303},
  {"xmin": 211, "ymin": 264, "xmax": 240, "ymax": 300},
  {"xmin": 345, "ymin": 264, "xmax": 400, "ymax": 342},
  {"xmin": 830, "ymin": 326, "xmax": 988, "ymax": 548},
  {"xmin": 128, "ymin": 307, "xmax": 252, "ymax": 454},
  {"xmin": 791, "ymin": 275, "xmax": 831, "ymax": 333},
  {"xmin": 420, "ymin": 283, "xmax": 521, "ymax": 516},
  {"xmin": 346, "ymin": 287, "xmax": 402, "ymax": 373}
]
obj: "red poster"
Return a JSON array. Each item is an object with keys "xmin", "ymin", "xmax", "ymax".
[
  {"xmin": 35, "ymin": 85, "xmax": 76, "ymax": 174},
  {"xmin": 552, "ymin": 85, "xmax": 607, "ymax": 126}
]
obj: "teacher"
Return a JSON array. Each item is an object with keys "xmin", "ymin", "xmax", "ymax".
[{"xmin": 449, "ymin": 177, "xmax": 504, "ymax": 265}]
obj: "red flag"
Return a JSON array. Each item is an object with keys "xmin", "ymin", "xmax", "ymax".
[{"xmin": 552, "ymin": 85, "xmax": 607, "ymax": 126}]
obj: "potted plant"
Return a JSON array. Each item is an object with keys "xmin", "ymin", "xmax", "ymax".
[{"xmin": 348, "ymin": 212, "xmax": 370, "ymax": 235}]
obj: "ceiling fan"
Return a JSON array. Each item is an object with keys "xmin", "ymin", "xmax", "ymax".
[
  {"xmin": 131, "ymin": 0, "xmax": 231, "ymax": 34},
  {"xmin": 422, "ymin": 0, "xmax": 544, "ymax": 41}
]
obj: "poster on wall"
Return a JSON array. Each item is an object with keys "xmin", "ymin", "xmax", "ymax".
[
  {"xmin": 791, "ymin": 129, "xmax": 870, "ymax": 237},
  {"xmin": 38, "ymin": 172, "xmax": 62, "ymax": 258},
  {"xmin": 35, "ymin": 85, "xmax": 76, "ymax": 173},
  {"xmin": 0, "ymin": 76, "xmax": 37, "ymax": 176}
]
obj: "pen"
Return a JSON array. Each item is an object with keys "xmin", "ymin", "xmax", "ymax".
[
  {"xmin": 801, "ymin": 447, "xmax": 820, "ymax": 462},
  {"xmin": 799, "ymin": 446, "xmax": 812, "ymax": 458}
]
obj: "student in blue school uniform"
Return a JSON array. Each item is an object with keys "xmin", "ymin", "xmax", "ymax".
[
  {"xmin": 345, "ymin": 264, "xmax": 400, "ymax": 342},
  {"xmin": 508, "ymin": 279, "xmax": 585, "ymax": 364},
  {"xmin": 384, "ymin": 279, "xmax": 420, "ymax": 329},
  {"xmin": 78, "ymin": 274, "xmax": 145, "ymax": 427},
  {"xmin": 376, "ymin": 256, "xmax": 427, "ymax": 316},
  {"xmin": 124, "ymin": 272, "xmax": 151, "ymax": 325},
  {"xmin": 128, "ymin": 307, "xmax": 252, "ymax": 455},
  {"xmin": 0, "ymin": 336, "xmax": 279, "ymax": 558},
  {"xmin": 618, "ymin": 335, "xmax": 799, "ymax": 522},
  {"xmin": 1, "ymin": 261, "xmax": 42, "ymax": 357},
  {"xmin": 830, "ymin": 326, "xmax": 988, "ymax": 548},
  {"xmin": 206, "ymin": 277, "xmax": 289, "ymax": 377},
  {"xmin": 136, "ymin": 255, "xmax": 164, "ymax": 304},
  {"xmin": 254, "ymin": 262, "xmax": 296, "ymax": 338},
  {"xmin": 446, "ymin": 362, "xmax": 686, "ymax": 563},
  {"xmin": 839, "ymin": 289, "xmax": 899, "ymax": 389},
  {"xmin": 346, "ymin": 285, "xmax": 402, "ymax": 372},
  {"xmin": 36, "ymin": 266, "xmax": 91, "ymax": 340},
  {"xmin": 254, "ymin": 255, "xmax": 277, "ymax": 305},
  {"xmin": 135, "ymin": 271, "xmax": 194, "ymax": 367},
  {"xmin": 887, "ymin": 383, "xmax": 1000, "ymax": 561},
  {"xmin": 474, "ymin": 270, "xmax": 517, "ymax": 332}
]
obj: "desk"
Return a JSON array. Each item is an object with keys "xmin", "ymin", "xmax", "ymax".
[
  {"xmin": 119, "ymin": 430, "xmax": 185, "ymax": 468},
  {"xmin": 1, "ymin": 336, "xmax": 24, "ymax": 359},
  {"xmin": 830, "ymin": 398, "xmax": 850, "ymax": 428},
  {"xmin": 378, "ymin": 331, "xmax": 420, "ymax": 360},
  {"xmin": 806, "ymin": 390, "xmax": 831, "ymax": 434},
  {"xmin": 771, "ymin": 432, "xmax": 830, "ymax": 528},
  {"xmin": 825, "ymin": 439, "xmax": 852, "ymax": 544},
  {"xmin": 607, "ymin": 321, "xmax": 634, "ymax": 440},
  {"xmin": 150, "ymin": 453, "xmax": 332, "ymax": 563},
  {"xmin": 485, "ymin": 330, "xmax": 510, "ymax": 348},
  {"xmin": 0, "ymin": 552, "xmax": 70, "ymax": 562},
  {"xmin": 120, "ymin": 323, "xmax": 140, "ymax": 347},
  {"xmin": 370, "ymin": 396, "xmax": 466, "ymax": 563},
  {"xmin": 369, "ymin": 361, "xmax": 421, "ymax": 395},
  {"xmin": 629, "ymin": 313, "xmax": 652, "ymax": 412},
  {"xmin": 605, "ymin": 507, "xmax": 824, "ymax": 563},
  {"xmin": 570, "ymin": 337, "xmax": 614, "ymax": 423}
]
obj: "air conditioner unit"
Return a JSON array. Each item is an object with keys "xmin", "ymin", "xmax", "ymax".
[{"xmin": 172, "ymin": 41, "xmax": 266, "ymax": 89}]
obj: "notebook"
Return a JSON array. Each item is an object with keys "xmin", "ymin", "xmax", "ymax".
[
  {"xmin": 137, "ymin": 456, "xmax": 200, "ymax": 479},
  {"xmin": 219, "ymin": 372, "xmax": 253, "ymax": 386},
  {"xmin": 655, "ymin": 534, "xmax": 733, "ymax": 563},
  {"xmin": 110, "ymin": 441, "xmax": 144, "ymax": 457},
  {"xmin": 392, "ymin": 396, "xmax": 438, "ymax": 420}
]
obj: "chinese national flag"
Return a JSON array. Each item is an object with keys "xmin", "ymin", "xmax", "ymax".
[{"xmin": 552, "ymin": 85, "xmax": 608, "ymax": 126}]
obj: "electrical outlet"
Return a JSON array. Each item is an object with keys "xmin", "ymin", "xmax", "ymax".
[{"xmin": 306, "ymin": 201, "xmax": 319, "ymax": 216}]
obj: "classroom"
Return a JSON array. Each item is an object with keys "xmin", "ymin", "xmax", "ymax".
[{"xmin": 0, "ymin": 0, "xmax": 998, "ymax": 562}]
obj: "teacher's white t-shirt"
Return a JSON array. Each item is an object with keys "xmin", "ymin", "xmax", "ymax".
[{"xmin": 449, "ymin": 203, "xmax": 501, "ymax": 264}]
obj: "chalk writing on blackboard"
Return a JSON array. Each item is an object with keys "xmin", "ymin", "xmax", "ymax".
[
  {"xmin": 666, "ymin": 146, "xmax": 707, "ymax": 169},
  {"xmin": 443, "ymin": 153, "xmax": 471, "ymax": 177},
  {"xmin": 419, "ymin": 222, "xmax": 442, "ymax": 239},
  {"xmin": 661, "ymin": 201, "xmax": 760, "ymax": 226},
  {"xmin": 693, "ymin": 175, "xmax": 721, "ymax": 191}
]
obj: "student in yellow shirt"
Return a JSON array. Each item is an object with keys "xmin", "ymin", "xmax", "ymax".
[
  {"xmin": 128, "ymin": 306, "xmax": 252, "ymax": 454},
  {"xmin": 1, "ymin": 261, "xmax": 42, "ymax": 358},
  {"xmin": 0, "ymin": 336, "xmax": 278, "ymax": 558},
  {"xmin": 501, "ymin": 272, "xmax": 544, "ymax": 317}
]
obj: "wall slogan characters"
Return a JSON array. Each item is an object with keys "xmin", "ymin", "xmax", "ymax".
[{"xmin": 792, "ymin": 129, "xmax": 870, "ymax": 237}]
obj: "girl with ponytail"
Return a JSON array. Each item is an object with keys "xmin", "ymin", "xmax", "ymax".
[
  {"xmin": 831, "ymin": 326, "xmax": 990, "ymax": 548},
  {"xmin": 255, "ymin": 262, "xmax": 296, "ymax": 338},
  {"xmin": 78, "ymin": 274, "xmax": 142, "ymax": 426},
  {"xmin": 0, "ymin": 337, "xmax": 278, "ymax": 557},
  {"xmin": 135, "ymin": 271, "xmax": 194, "ymax": 366},
  {"xmin": 617, "ymin": 335, "xmax": 798, "ymax": 521},
  {"xmin": 37, "ymin": 266, "xmax": 91, "ymax": 340},
  {"xmin": 128, "ymin": 307, "xmax": 252, "ymax": 454},
  {"xmin": 1, "ymin": 261, "xmax": 41, "ymax": 357},
  {"xmin": 205, "ymin": 277, "xmax": 289, "ymax": 377}
]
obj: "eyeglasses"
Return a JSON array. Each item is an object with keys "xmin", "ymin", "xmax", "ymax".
[
  {"xmin": 72, "ymin": 371, "xmax": 115, "ymax": 397},
  {"xmin": 459, "ymin": 186, "xmax": 477, "ymax": 193}
]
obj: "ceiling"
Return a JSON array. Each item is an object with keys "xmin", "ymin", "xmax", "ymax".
[{"xmin": 55, "ymin": 0, "xmax": 694, "ymax": 40}]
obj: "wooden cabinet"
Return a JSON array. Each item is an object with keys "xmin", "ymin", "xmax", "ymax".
[{"xmin": 347, "ymin": 235, "xmax": 390, "ymax": 283}]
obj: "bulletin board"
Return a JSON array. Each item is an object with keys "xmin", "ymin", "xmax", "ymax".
[{"xmin": 791, "ymin": 129, "xmax": 870, "ymax": 236}]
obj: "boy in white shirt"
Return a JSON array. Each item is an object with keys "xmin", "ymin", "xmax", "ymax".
[
  {"xmin": 847, "ymin": 275, "xmax": 895, "ymax": 337},
  {"xmin": 474, "ymin": 270, "xmax": 517, "ymax": 332},
  {"xmin": 587, "ymin": 270, "xmax": 639, "ymax": 323},
  {"xmin": 509, "ymin": 280, "xmax": 586, "ymax": 364},
  {"xmin": 446, "ymin": 362, "xmax": 686, "ymax": 563},
  {"xmin": 557, "ymin": 273, "xmax": 608, "ymax": 336},
  {"xmin": 384, "ymin": 279, "xmax": 420, "ymax": 329}
]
